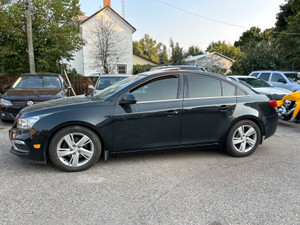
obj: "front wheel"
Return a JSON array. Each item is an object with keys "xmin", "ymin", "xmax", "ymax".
[
  {"xmin": 49, "ymin": 126, "xmax": 101, "ymax": 172},
  {"xmin": 226, "ymin": 120, "xmax": 261, "ymax": 157}
]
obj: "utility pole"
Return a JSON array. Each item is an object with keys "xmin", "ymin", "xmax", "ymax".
[{"xmin": 26, "ymin": 0, "xmax": 36, "ymax": 74}]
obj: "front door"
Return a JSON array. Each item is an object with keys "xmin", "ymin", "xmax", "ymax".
[{"xmin": 112, "ymin": 75, "xmax": 182, "ymax": 152}]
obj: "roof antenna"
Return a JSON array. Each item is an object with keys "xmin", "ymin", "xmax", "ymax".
[{"xmin": 122, "ymin": 0, "xmax": 125, "ymax": 18}]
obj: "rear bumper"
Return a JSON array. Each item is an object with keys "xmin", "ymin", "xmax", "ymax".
[{"xmin": 263, "ymin": 113, "xmax": 278, "ymax": 140}]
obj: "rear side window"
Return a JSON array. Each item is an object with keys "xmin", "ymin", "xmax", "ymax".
[
  {"xmin": 271, "ymin": 73, "xmax": 285, "ymax": 82},
  {"xmin": 222, "ymin": 81, "xmax": 236, "ymax": 96},
  {"xmin": 236, "ymin": 88, "xmax": 247, "ymax": 96},
  {"xmin": 259, "ymin": 73, "xmax": 271, "ymax": 81},
  {"xmin": 187, "ymin": 75, "xmax": 221, "ymax": 98},
  {"xmin": 250, "ymin": 72, "xmax": 259, "ymax": 77}
]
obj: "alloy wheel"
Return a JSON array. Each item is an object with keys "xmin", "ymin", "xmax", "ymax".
[
  {"xmin": 232, "ymin": 125, "xmax": 257, "ymax": 153},
  {"xmin": 56, "ymin": 132, "xmax": 95, "ymax": 167}
]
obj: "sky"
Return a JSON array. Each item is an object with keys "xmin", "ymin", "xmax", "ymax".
[{"xmin": 79, "ymin": 0, "xmax": 286, "ymax": 51}]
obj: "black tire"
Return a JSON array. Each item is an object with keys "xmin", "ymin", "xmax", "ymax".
[
  {"xmin": 226, "ymin": 120, "xmax": 261, "ymax": 157},
  {"xmin": 49, "ymin": 126, "xmax": 101, "ymax": 172}
]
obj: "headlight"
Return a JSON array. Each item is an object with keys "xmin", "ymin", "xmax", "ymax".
[
  {"xmin": 0, "ymin": 98, "xmax": 12, "ymax": 106},
  {"xmin": 17, "ymin": 116, "xmax": 41, "ymax": 129}
]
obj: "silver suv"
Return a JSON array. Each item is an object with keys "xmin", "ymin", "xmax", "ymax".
[{"xmin": 249, "ymin": 71, "xmax": 300, "ymax": 92}]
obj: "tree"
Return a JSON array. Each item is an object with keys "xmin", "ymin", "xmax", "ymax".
[
  {"xmin": 184, "ymin": 45, "xmax": 203, "ymax": 58},
  {"xmin": 0, "ymin": 0, "xmax": 84, "ymax": 75},
  {"xmin": 90, "ymin": 16, "xmax": 129, "ymax": 74},
  {"xmin": 158, "ymin": 45, "xmax": 168, "ymax": 65},
  {"xmin": 234, "ymin": 27, "xmax": 271, "ymax": 50},
  {"xmin": 206, "ymin": 41, "xmax": 245, "ymax": 61},
  {"xmin": 274, "ymin": 0, "xmax": 295, "ymax": 32},
  {"xmin": 169, "ymin": 38, "xmax": 185, "ymax": 65},
  {"xmin": 231, "ymin": 40, "xmax": 285, "ymax": 74},
  {"xmin": 133, "ymin": 34, "xmax": 162, "ymax": 63},
  {"xmin": 276, "ymin": 0, "xmax": 300, "ymax": 70}
]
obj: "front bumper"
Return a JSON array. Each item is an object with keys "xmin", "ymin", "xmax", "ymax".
[
  {"xmin": 9, "ymin": 127, "xmax": 48, "ymax": 164},
  {"xmin": 0, "ymin": 105, "xmax": 24, "ymax": 121}
]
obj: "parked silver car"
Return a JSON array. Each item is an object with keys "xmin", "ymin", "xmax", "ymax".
[
  {"xmin": 229, "ymin": 75, "xmax": 291, "ymax": 100},
  {"xmin": 249, "ymin": 70, "xmax": 300, "ymax": 92}
]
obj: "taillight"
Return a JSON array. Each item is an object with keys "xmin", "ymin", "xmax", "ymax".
[{"xmin": 268, "ymin": 100, "xmax": 277, "ymax": 111}]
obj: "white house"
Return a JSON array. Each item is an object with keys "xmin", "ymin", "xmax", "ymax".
[
  {"xmin": 70, "ymin": 0, "xmax": 136, "ymax": 76},
  {"xmin": 185, "ymin": 52, "xmax": 234, "ymax": 75}
]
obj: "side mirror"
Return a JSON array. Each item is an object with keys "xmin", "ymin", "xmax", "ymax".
[
  {"xmin": 88, "ymin": 84, "xmax": 95, "ymax": 90},
  {"xmin": 120, "ymin": 93, "xmax": 137, "ymax": 105},
  {"xmin": 3, "ymin": 84, "xmax": 10, "ymax": 89},
  {"xmin": 87, "ymin": 85, "xmax": 95, "ymax": 94},
  {"xmin": 64, "ymin": 83, "xmax": 71, "ymax": 89},
  {"xmin": 277, "ymin": 79, "xmax": 287, "ymax": 83}
]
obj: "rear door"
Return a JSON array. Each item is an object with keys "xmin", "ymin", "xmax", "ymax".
[{"xmin": 181, "ymin": 74, "xmax": 237, "ymax": 145}]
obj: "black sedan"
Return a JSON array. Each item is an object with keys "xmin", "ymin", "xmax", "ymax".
[
  {"xmin": 0, "ymin": 73, "xmax": 70, "ymax": 121},
  {"xmin": 9, "ymin": 70, "xmax": 278, "ymax": 172}
]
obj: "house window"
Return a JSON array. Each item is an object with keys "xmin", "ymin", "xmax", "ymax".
[{"xmin": 117, "ymin": 64, "xmax": 127, "ymax": 74}]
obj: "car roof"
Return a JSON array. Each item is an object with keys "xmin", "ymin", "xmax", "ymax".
[
  {"xmin": 98, "ymin": 74, "xmax": 132, "ymax": 78},
  {"xmin": 21, "ymin": 73, "xmax": 61, "ymax": 77},
  {"xmin": 251, "ymin": 70, "xmax": 299, "ymax": 73},
  {"xmin": 151, "ymin": 65, "xmax": 205, "ymax": 71},
  {"xmin": 229, "ymin": 75, "xmax": 258, "ymax": 79}
]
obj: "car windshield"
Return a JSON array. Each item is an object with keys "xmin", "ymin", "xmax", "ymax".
[
  {"xmin": 239, "ymin": 78, "xmax": 272, "ymax": 88},
  {"xmin": 284, "ymin": 73, "xmax": 299, "ymax": 82},
  {"xmin": 96, "ymin": 77, "xmax": 128, "ymax": 90},
  {"xmin": 12, "ymin": 75, "xmax": 62, "ymax": 89},
  {"xmin": 94, "ymin": 75, "xmax": 143, "ymax": 101}
]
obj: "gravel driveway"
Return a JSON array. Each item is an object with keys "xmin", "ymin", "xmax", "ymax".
[{"xmin": 0, "ymin": 120, "xmax": 299, "ymax": 225}]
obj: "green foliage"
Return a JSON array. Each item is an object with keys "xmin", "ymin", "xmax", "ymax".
[
  {"xmin": 133, "ymin": 64, "xmax": 155, "ymax": 75},
  {"xmin": 206, "ymin": 41, "xmax": 245, "ymax": 61},
  {"xmin": 274, "ymin": 0, "xmax": 295, "ymax": 32},
  {"xmin": 231, "ymin": 40, "xmax": 285, "ymax": 74},
  {"xmin": 234, "ymin": 27, "xmax": 272, "ymax": 50},
  {"xmin": 158, "ymin": 45, "xmax": 169, "ymax": 65},
  {"xmin": 276, "ymin": 0, "xmax": 300, "ymax": 70},
  {"xmin": 133, "ymin": 34, "xmax": 164, "ymax": 64},
  {"xmin": 169, "ymin": 38, "xmax": 185, "ymax": 65},
  {"xmin": 184, "ymin": 45, "xmax": 203, "ymax": 58},
  {"xmin": 0, "ymin": 0, "xmax": 84, "ymax": 75}
]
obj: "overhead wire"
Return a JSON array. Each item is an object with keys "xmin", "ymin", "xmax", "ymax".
[{"xmin": 154, "ymin": 0, "xmax": 300, "ymax": 35}]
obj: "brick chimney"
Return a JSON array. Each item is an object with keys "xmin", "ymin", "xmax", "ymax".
[{"xmin": 104, "ymin": 0, "xmax": 111, "ymax": 7}]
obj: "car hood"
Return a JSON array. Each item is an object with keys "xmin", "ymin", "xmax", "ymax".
[
  {"xmin": 252, "ymin": 87, "xmax": 291, "ymax": 95},
  {"xmin": 20, "ymin": 95, "xmax": 94, "ymax": 114},
  {"xmin": 3, "ymin": 89, "xmax": 62, "ymax": 101}
]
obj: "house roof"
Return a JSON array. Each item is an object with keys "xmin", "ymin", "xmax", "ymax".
[
  {"xmin": 133, "ymin": 54, "xmax": 157, "ymax": 65},
  {"xmin": 78, "ymin": 16, "xmax": 89, "ymax": 21},
  {"xmin": 185, "ymin": 52, "xmax": 234, "ymax": 62},
  {"xmin": 80, "ymin": 6, "xmax": 136, "ymax": 33}
]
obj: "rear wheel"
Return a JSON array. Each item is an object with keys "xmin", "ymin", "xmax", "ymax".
[
  {"xmin": 226, "ymin": 120, "xmax": 261, "ymax": 157},
  {"xmin": 49, "ymin": 126, "xmax": 101, "ymax": 172}
]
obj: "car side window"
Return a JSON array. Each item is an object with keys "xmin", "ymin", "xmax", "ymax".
[
  {"xmin": 271, "ymin": 73, "xmax": 285, "ymax": 82},
  {"xmin": 236, "ymin": 88, "xmax": 247, "ymax": 96},
  {"xmin": 259, "ymin": 73, "xmax": 271, "ymax": 81},
  {"xmin": 131, "ymin": 75, "xmax": 179, "ymax": 102},
  {"xmin": 250, "ymin": 72, "xmax": 259, "ymax": 77},
  {"xmin": 187, "ymin": 75, "xmax": 221, "ymax": 98},
  {"xmin": 222, "ymin": 81, "xmax": 236, "ymax": 96}
]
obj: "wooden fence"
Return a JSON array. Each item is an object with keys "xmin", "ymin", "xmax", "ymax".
[{"xmin": 0, "ymin": 75, "xmax": 98, "ymax": 95}]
